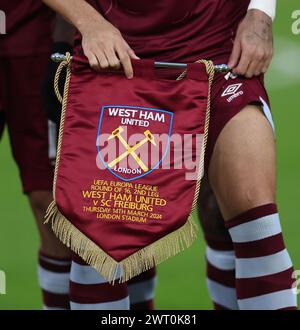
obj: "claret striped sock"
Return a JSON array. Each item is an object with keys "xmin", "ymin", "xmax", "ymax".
[
  {"xmin": 69, "ymin": 255, "xmax": 129, "ymax": 310},
  {"xmin": 38, "ymin": 252, "xmax": 71, "ymax": 310},
  {"xmin": 226, "ymin": 204, "xmax": 297, "ymax": 310},
  {"xmin": 205, "ymin": 239, "xmax": 238, "ymax": 310},
  {"xmin": 127, "ymin": 268, "xmax": 157, "ymax": 310}
]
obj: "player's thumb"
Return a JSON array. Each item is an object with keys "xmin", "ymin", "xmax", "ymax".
[{"xmin": 228, "ymin": 40, "xmax": 241, "ymax": 69}]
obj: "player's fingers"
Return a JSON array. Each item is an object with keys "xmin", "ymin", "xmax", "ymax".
[
  {"xmin": 245, "ymin": 60, "xmax": 259, "ymax": 78},
  {"xmin": 116, "ymin": 44, "xmax": 133, "ymax": 79},
  {"xmin": 232, "ymin": 57, "xmax": 251, "ymax": 76},
  {"xmin": 121, "ymin": 39, "xmax": 140, "ymax": 60},
  {"xmin": 228, "ymin": 39, "xmax": 242, "ymax": 69},
  {"xmin": 246, "ymin": 48, "xmax": 267, "ymax": 77},
  {"xmin": 95, "ymin": 49, "xmax": 110, "ymax": 69},
  {"xmin": 84, "ymin": 51, "xmax": 100, "ymax": 71},
  {"xmin": 232, "ymin": 47, "xmax": 251, "ymax": 76},
  {"xmin": 254, "ymin": 59, "xmax": 267, "ymax": 76},
  {"xmin": 127, "ymin": 48, "xmax": 140, "ymax": 60},
  {"xmin": 103, "ymin": 47, "xmax": 121, "ymax": 69}
]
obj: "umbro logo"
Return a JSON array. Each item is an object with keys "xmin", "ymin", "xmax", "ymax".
[
  {"xmin": 222, "ymin": 83, "xmax": 242, "ymax": 96},
  {"xmin": 221, "ymin": 83, "xmax": 244, "ymax": 102}
]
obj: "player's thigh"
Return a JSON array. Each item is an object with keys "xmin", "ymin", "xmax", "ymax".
[
  {"xmin": 29, "ymin": 191, "xmax": 71, "ymax": 258},
  {"xmin": 197, "ymin": 176, "xmax": 231, "ymax": 242},
  {"xmin": 5, "ymin": 55, "xmax": 54, "ymax": 193},
  {"xmin": 208, "ymin": 104, "xmax": 276, "ymax": 220}
]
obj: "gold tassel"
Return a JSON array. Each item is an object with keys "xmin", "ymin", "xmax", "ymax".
[{"xmin": 44, "ymin": 202, "xmax": 198, "ymax": 283}]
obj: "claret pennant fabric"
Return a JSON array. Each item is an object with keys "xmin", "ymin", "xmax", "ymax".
[{"xmin": 45, "ymin": 53, "xmax": 214, "ymax": 282}]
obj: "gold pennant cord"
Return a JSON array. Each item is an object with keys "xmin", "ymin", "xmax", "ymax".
[{"xmin": 44, "ymin": 53, "xmax": 214, "ymax": 283}]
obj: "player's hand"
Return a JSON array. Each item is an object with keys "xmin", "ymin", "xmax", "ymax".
[
  {"xmin": 228, "ymin": 9, "xmax": 273, "ymax": 78},
  {"xmin": 81, "ymin": 18, "xmax": 139, "ymax": 79}
]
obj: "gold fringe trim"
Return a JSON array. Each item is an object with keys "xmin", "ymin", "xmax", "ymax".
[
  {"xmin": 45, "ymin": 55, "xmax": 214, "ymax": 283},
  {"xmin": 44, "ymin": 202, "xmax": 198, "ymax": 283}
]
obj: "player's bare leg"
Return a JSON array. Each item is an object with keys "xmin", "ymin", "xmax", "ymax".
[
  {"xmin": 208, "ymin": 105, "xmax": 297, "ymax": 309},
  {"xmin": 29, "ymin": 191, "xmax": 70, "ymax": 257},
  {"xmin": 209, "ymin": 105, "xmax": 275, "ymax": 218},
  {"xmin": 29, "ymin": 190, "xmax": 72, "ymax": 310},
  {"xmin": 197, "ymin": 178, "xmax": 237, "ymax": 310}
]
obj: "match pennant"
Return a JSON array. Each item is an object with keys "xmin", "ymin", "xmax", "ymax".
[{"xmin": 45, "ymin": 54, "xmax": 214, "ymax": 282}]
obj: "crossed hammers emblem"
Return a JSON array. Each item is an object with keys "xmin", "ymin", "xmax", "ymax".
[{"xmin": 107, "ymin": 126, "xmax": 156, "ymax": 172}]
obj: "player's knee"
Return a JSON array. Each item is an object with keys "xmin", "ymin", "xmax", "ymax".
[
  {"xmin": 221, "ymin": 184, "xmax": 276, "ymax": 221},
  {"xmin": 28, "ymin": 191, "xmax": 71, "ymax": 257},
  {"xmin": 200, "ymin": 212, "xmax": 230, "ymax": 243},
  {"xmin": 38, "ymin": 220, "xmax": 71, "ymax": 258},
  {"xmin": 243, "ymin": 185, "xmax": 275, "ymax": 206},
  {"xmin": 198, "ymin": 192, "xmax": 222, "ymax": 232},
  {"xmin": 40, "ymin": 234, "xmax": 71, "ymax": 259},
  {"xmin": 197, "ymin": 179, "xmax": 230, "ymax": 242}
]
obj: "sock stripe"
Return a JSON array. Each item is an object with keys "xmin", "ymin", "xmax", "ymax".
[
  {"xmin": 38, "ymin": 266, "xmax": 70, "ymax": 294},
  {"xmin": 39, "ymin": 258, "xmax": 71, "ymax": 273},
  {"xmin": 206, "ymin": 279, "xmax": 239, "ymax": 310},
  {"xmin": 69, "ymin": 256, "xmax": 130, "ymax": 310},
  {"xmin": 233, "ymin": 233, "xmax": 285, "ymax": 258},
  {"xmin": 69, "ymin": 280, "xmax": 128, "ymax": 304},
  {"xmin": 238, "ymin": 289, "xmax": 297, "ymax": 310},
  {"xmin": 279, "ymin": 307, "xmax": 299, "ymax": 310},
  {"xmin": 72, "ymin": 254, "xmax": 90, "ymax": 265},
  {"xmin": 39, "ymin": 254, "xmax": 72, "ymax": 266},
  {"xmin": 207, "ymin": 260, "xmax": 236, "ymax": 287},
  {"xmin": 227, "ymin": 214, "xmax": 282, "ymax": 243},
  {"xmin": 205, "ymin": 246, "xmax": 238, "ymax": 310},
  {"xmin": 213, "ymin": 303, "xmax": 230, "ymax": 310},
  {"xmin": 236, "ymin": 249, "xmax": 292, "ymax": 279},
  {"xmin": 38, "ymin": 253, "xmax": 71, "ymax": 310},
  {"xmin": 204, "ymin": 236, "xmax": 234, "ymax": 251},
  {"xmin": 226, "ymin": 203, "xmax": 277, "ymax": 228},
  {"xmin": 43, "ymin": 306, "xmax": 68, "ymax": 310},
  {"xmin": 70, "ymin": 262, "xmax": 121, "ymax": 285},
  {"xmin": 127, "ymin": 268, "xmax": 156, "ymax": 284},
  {"xmin": 70, "ymin": 297, "xmax": 130, "ymax": 310},
  {"xmin": 227, "ymin": 204, "xmax": 297, "ymax": 310},
  {"xmin": 131, "ymin": 300, "xmax": 154, "ymax": 310},
  {"xmin": 43, "ymin": 291, "xmax": 70, "ymax": 309},
  {"xmin": 206, "ymin": 246, "xmax": 235, "ymax": 271},
  {"xmin": 128, "ymin": 277, "xmax": 157, "ymax": 304},
  {"xmin": 236, "ymin": 267, "xmax": 295, "ymax": 299},
  {"xmin": 127, "ymin": 269, "xmax": 157, "ymax": 310}
]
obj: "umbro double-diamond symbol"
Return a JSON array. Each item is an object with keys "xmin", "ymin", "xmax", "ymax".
[{"xmin": 221, "ymin": 83, "xmax": 244, "ymax": 102}]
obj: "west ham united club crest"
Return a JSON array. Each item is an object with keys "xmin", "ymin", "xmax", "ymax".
[{"xmin": 96, "ymin": 105, "xmax": 174, "ymax": 181}]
